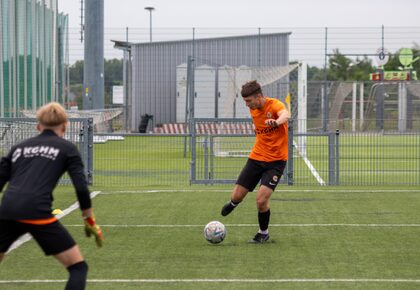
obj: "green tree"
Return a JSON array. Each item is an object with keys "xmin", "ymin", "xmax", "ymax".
[
  {"xmin": 326, "ymin": 49, "xmax": 374, "ymax": 81},
  {"xmin": 327, "ymin": 49, "xmax": 353, "ymax": 81},
  {"xmin": 68, "ymin": 58, "xmax": 123, "ymax": 108},
  {"xmin": 69, "ymin": 60, "xmax": 84, "ymax": 84},
  {"xmin": 307, "ymin": 65, "xmax": 325, "ymax": 81},
  {"xmin": 349, "ymin": 56, "xmax": 374, "ymax": 81},
  {"xmin": 104, "ymin": 58, "xmax": 123, "ymax": 107}
]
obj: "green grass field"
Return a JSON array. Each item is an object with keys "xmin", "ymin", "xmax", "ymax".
[
  {"xmin": 1, "ymin": 185, "xmax": 420, "ymax": 289},
  {"xmin": 1, "ymin": 133, "xmax": 420, "ymax": 289}
]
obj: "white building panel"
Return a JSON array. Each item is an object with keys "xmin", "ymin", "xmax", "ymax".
[
  {"xmin": 194, "ymin": 65, "xmax": 216, "ymax": 118},
  {"xmin": 176, "ymin": 63, "xmax": 188, "ymax": 122}
]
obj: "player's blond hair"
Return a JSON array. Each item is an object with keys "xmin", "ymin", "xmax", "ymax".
[{"xmin": 36, "ymin": 102, "xmax": 68, "ymax": 127}]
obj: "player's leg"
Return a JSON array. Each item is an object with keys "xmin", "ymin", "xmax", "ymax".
[
  {"xmin": 249, "ymin": 160, "xmax": 286, "ymax": 243},
  {"xmin": 0, "ymin": 220, "xmax": 26, "ymax": 263},
  {"xmin": 55, "ymin": 245, "xmax": 88, "ymax": 290},
  {"xmin": 249, "ymin": 185, "xmax": 273, "ymax": 243},
  {"xmin": 221, "ymin": 184, "xmax": 249, "ymax": 216},
  {"xmin": 29, "ymin": 221, "xmax": 88, "ymax": 290},
  {"xmin": 221, "ymin": 159, "xmax": 262, "ymax": 216},
  {"xmin": 54, "ymin": 245, "xmax": 84, "ymax": 267},
  {"xmin": 256, "ymin": 184, "xmax": 273, "ymax": 213}
]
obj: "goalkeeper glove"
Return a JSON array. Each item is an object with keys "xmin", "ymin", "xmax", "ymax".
[{"xmin": 84, "ymin": 215, "xmax": 104, "ymax": 247}]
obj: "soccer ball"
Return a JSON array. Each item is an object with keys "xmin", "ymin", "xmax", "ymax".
[{"xmin": 204, "ymin": 221, "xmax": 226, "ymax": 244}]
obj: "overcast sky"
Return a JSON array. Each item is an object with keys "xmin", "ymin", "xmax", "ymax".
[
  {"xmin": 58, "ymin": 0, "xmax": 420, "ymax": 28},
  {"xmin": 57, "ymin": 0, "xmax": 420, "ymax": 65}
]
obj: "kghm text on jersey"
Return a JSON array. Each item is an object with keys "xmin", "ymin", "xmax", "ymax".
[
  {"xmin": 254, "ymin": 126, "xmax": 279, "ymax": 135},
  {"xmin": 12, "ymin": 146, "xmax": 60, "ymax": 162}
]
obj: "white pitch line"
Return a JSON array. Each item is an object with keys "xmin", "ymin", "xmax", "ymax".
[
  {"xmin": 293, "ymin": 140, "xmax": 326, "ymax": 185},
  {"xmin": 101, "ymin": 189, "xmax": 420, "ymax": 194},
  {"xmin": 6, "ymin": 191, "xmax": 101, "ymax": 254},
  {"xmin": 2, "ymin": 278, "xmax": 420, "ymax": 284},
  {"xmin": 64, "ymin": 223, "xmax": 420, "ymax": 228}
]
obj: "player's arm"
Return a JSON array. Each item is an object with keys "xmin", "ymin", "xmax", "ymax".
[
  {"xmin": 0, "ymin": 152, "xmax": 12, "ymax": 192},
  {"xmin": 67, "ymin": 146, "xmax": 104, "ymax": 247},
  {"xmin": 265, "ymin": 109, "xmax": 289, "ymax": 127},
  {"xmin": 275, "ymin": 108, "xmax": 290, "ymax": 126}
]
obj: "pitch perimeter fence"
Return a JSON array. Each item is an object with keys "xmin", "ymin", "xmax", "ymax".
[
  {"xmin": 0, "ymin": 118, "xmax": 93, "ymax": 184},
  {"xmin": 1, "ymin": 118, "xmax": 419, "ymax": 187},
  {"xmin": 93, "ymin": 119, "xmax": 420, "ymax": 187}
]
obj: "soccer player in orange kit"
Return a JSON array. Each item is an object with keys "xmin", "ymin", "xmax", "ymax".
[{"xmin": 221, "ymin": 80, "xmax": 289, "ymax": 243}]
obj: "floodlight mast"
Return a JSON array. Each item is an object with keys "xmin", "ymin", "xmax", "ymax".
[
  {"xmin": 144, "ymin": 7, "xmax": 155, "ymax": 43},
  {"xmin": 84, "ymin": 0, "xmax": 104, "ymax": 109}
]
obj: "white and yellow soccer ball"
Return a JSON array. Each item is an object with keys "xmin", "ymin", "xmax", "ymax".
[
  {"xmin": 204, "ymin": 221, "xmax": 226, "ymax": 244},
  {"xmin": 52, "ymin": 209, "xmax": 63, "ymax": 215}
]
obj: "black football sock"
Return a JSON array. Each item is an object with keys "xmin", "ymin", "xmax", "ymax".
[
  {"xmin": 65, "ymin": 261, "xmax": 88, "ymax": 290},
  {"xmin": 258, "ymin": 209, "xmax": 271, "ymax": 232}
]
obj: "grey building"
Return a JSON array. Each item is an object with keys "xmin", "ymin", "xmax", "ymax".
[{"xmin": 126, "ymin": 32, "xmax": 290, "ymax": 131}]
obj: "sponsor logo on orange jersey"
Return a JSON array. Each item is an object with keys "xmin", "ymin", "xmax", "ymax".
[{"xmin": 254, "ymin": 126, "xmax": 279, "ymax": 135}]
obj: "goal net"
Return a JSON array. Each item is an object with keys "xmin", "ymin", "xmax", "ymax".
[
  {"xmin": 180, "ymin": 62, "xmax": 307, "ymax": 157},
  {"xmin": 21, "ymin": 108, "xmax": 124, "ymax": 133}
]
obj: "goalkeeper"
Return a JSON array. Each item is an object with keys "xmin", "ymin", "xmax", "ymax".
[{"xmin": 0, "ymin": 102, "xmax": 104, "ymax": 290}]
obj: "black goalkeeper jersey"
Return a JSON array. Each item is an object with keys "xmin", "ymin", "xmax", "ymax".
[{"xmin": 0, "ymin": 129, "xmax": 91, "ymax": 220}]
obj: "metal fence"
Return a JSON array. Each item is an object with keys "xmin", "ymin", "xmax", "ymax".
[
  {"xmin": 94, "ymin": 121, "xmax": 419, "ymax": 187},
  {"xmin": 189, "ymin": 118, "xmax": 339, "ymax": 186},
  {"xmin": 69, "ymin": 26, "xmax": 420, "ymax": 68},
  {"xmin": 69, "ymin": 26, "xmax": 420, "ymax": 135},
  {"xmin": 0, "ymin": 117, "xmax": 93, "ymax": 184},
  {"xmin": 306, "ymin": 81, "xmax": 420, "ymax": 133},
  {"xmin": 0, "ymin": 118, "xmax": 419, "ymax": 187},
  {"xmin": 93, "ymin": 133, "xmax": 191, "ymax": 187}
]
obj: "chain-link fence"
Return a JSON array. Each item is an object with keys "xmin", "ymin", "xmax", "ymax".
[
  {"xmin": 0, "ymin": 117, "xmax": 93, "ymax": 184},
  {"xmin": 0, "ymin": 119, "xmax": 418, "ymax": 187},
  {"xmin": 306, "ymin": 81, "xmax": 420, "ymax": 133},
  {"xmin": 69, "ymin": 26, "xmax": 420, "ymax": 68},
  {"xmin": 90, "ymin": 127, "xmax": 420, "ymax": 187},
  {"xmin": 2, "ymin": 20, "xmax": 420, "ymax": 187}
]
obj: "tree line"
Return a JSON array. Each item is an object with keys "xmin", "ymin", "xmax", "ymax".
[
  {"xmin": 68, "ymin": 58, "xmax": 123, "ymax": 108},
  {"xmin": 308, "ymin": 45, "xmax": 420, "ymax": 81},
  {"xmin": 68, "ymin": 46, "xmax": 419, "ymax": 108}
]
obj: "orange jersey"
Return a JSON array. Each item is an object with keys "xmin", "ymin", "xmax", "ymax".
[{"xmin": 249, "ymin": 97, "xmax": 288, "ymax": 162}]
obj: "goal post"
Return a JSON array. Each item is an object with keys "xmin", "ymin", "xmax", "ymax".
[
  {"xmin": 297, "ymin": 62, "xmax": 307, "ymax": 157},
  {"xmin": 182, "ymin": 62, "xmax": 308, "ymax": 158}
]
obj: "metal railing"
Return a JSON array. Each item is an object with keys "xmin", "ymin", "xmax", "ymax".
[
  {"xmin": 189, "ymin": 119, "xmax": 340, "ymax": 186},
  {"xmin": 0, "ymin": 118, "xmax": 93, "ymax": 184},
  {"xmin": 1, "ymin": 118, "xmax": 419, "ymax": 187}
]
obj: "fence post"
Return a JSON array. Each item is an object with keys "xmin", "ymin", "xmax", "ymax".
[
  {"xmin": 204, "ymin": 135, "xmax": 209, "ymax": 181},
  {"xmin": 335, "ymin": 129, "xmax": 340, "ymax": 185},
  {"xmin": 287, "ymin": 119, "xmax": 294, "ymax": 185},
  {"xmin": 190, "ymin": 117, "xmax": 196, "ymax": 184},
  {"xmin": 86, "ymin": 118, "xmax": 94, "ymax": 185},
  {"xmin": 209, "ymin": 135, "xmax": 214, "ymax": 181},
  {"xmin": 328, "ymin": 132, "xmax": 335, "ymax": 185},
  {"xmin": 187, "ymin": 55, "xmax": 195, "ymax": 155}
]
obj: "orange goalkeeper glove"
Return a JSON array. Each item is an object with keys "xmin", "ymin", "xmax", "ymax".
[{"xmin": 84, "ymin": 215, "xmax": 104, "ymax": 247}]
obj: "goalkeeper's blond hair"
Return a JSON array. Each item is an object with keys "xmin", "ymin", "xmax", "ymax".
[{"xmin": 36, "ymin": 102, "xmax": 68, "ymax": 128}]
